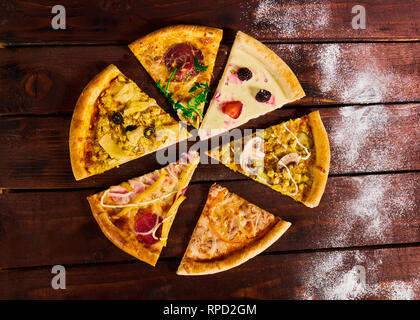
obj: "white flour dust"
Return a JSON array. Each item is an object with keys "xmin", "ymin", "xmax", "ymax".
[
  {"xmin": 245, "ymin": 0, "xmax": 331, "ymax": 37},
  {"xmin": 319, "ymin": 173, "xmax": 417, "ymax": 248},
  {"xmin": 332, "ymin": 106, "xmax": 389, "ymax": 170},
  {"xmin": 316, "ymin": 44, "xmax": 414, "ymax": 104},
  {"xmin": 330, "ymin": 105, "xmax": 415, "ymax": 173},
  {"xmin": 298, "ymin": 251, "xmax": 419, "ymax": 300}
]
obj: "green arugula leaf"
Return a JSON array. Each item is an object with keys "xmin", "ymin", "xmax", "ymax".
[
  {"xmin": 194, "ymin": 57, "xmax": 208, "ymax": 72},
  {"xmin": 156, "ymin": 68, "xmax": 208, "ymax": 120}
]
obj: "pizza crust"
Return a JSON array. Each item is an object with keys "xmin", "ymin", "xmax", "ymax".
[
  {"xmin": 177, "ymin": 219, "xmax": 291, "ymax": 275},
  {"xmin": 88, "ymin": 193, "xmax": 161, "ymax": 266},
  {"xmin": 129, "ymin": 25, "xmax": 223, "ymax": 128},
  {"xmin": 302, "ymin": 110, "xmax": 331, "ymax": 208},
  {"xmin": 87, "ymin": 152, "xmax": 200, "ymax": 267},
  {"xmin": 234, "ymin": 31, "xmax": 305, "ymax": 101},
  {"xmin": 69, "ymin": 64, "xmax": 120, "ymax": 180}
]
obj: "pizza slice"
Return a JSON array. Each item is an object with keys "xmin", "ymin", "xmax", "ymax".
[
  {"xmin": 177, "ymin": 184, "xmax": 291, "ymax": 275},
  {"xmin": 129, "ymin": 25, "xmax": 223, "ymax": 128},
  {"xmin": 87, "ymin": 151, "xmax": 200, "ymax": 266},
  {"xmin": 69, "ymin": 64, "xmax": 189, "ymax": 180},
  {"xmin": 207, "ymin": 111, "xmax": 330, "ymax": 208},
  {"xmin": 198, "ymin": 31, "xmax": 305, "ymax": 140}
]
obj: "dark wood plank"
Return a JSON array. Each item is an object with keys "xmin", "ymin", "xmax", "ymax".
[
  {"xmin": 1, "ymin": 0, "xmax": 419, "ymax": 45},
  {"xmin": 1, "ymin": 42, "xmax": 420, "ymax": 115},
  {"xmin": 0, "ymin": 105, "xmax": 418, "ymax": 190},
  {"xmin": 1, "ymin": 246, "xmax": 418, "ymax": 299},
  {"xmin": 1, "ymin": 172, "xmax": 418, "ymax": 269}
]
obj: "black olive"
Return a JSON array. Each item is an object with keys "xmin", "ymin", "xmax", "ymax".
[
  {"xmin": 255, "ymin": 89, "xmax": 272, "ymax": 102},
  {"xmin": 110, "ymin": 112, "xmax": 124, "ymax": 125},
  {"xmin": 125, "ymin": 125, "xmax": 137, "ymax": 132},
  {"xmin": 143, "ymin": 126, "xmax": 156, "ymax": 139},
  {"xmin": 237, "ymin": 67, "xmax": 253, "ymax": 81}
]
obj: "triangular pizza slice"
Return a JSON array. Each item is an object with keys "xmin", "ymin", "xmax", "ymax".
[
  {"xmin": 207, "ymin": 111, "xmax": 330, "ymax": 208},
  {"xmin": 69, "ymin": 64, "xmax": 189, "ymax": 180},
  {"xmin": 129, "ymin": 25, "xmax": 223, "ymax": 128},
  {"xmin": 198, "ymin": 31, "xmax": 305, "ymax": 140},
  {"xmin": 88, "ymin": 151, "xmax": 200, "ymax": 266},
  {"xmin": 177, "ymin": 184, "xmax": 291, "ymax": 275}
]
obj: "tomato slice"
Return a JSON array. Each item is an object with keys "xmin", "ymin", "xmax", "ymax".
[{"xmin": 221, "ymin": 101, "xmax": 243, "ymax": 119}]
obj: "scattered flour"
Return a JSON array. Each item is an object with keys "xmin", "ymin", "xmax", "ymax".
[
  {"xmin": 316, "ymin": 44, "xmax": 414, "ymax": 104},
  {"xmin": 298, "ymin": 250, "xmax": 419, "ymax": 300},
  {"xmin": 330, "ymin": 105, "xmax": 415, "ymax": 173},
  {"xmin": 246, "ymin": 0, "xmax": 331, "ymax": 37},
  {"xmin": 319, "ymin": 173, "xmax": 417, "ymax": 248}
]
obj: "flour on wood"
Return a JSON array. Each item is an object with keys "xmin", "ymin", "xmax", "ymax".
[
  {"xmin": 316, "ymin": 44, "xmax": 415, "ymax": 103},
  {"xmin": 318, "ymin": 174, "xmax": 417, "ymax": 248},
  {"xmin": 244, "ymin": 0, "xmax": 331, "ymax": 37},
  {"xmin": 297, "ymin": 250, "xmax": 419, "ymax": 300}
]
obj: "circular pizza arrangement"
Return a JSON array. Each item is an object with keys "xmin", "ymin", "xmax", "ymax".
[{"xmin": 69, "ymin": 25, "xmax": 330, "ymax": 275}]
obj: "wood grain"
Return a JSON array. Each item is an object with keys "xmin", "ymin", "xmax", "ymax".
[
  {"xmin": 1, "ymin": 246, "xmax": 418, "ymax": 299},
  {"xmin": 0, "ymin": 105, "xmax": 418, "ymax": 190},
  {"xmin": 0, "ymin": 173, "xmax": 418, "ymax": 269},
  {"xmin": 0, "ymin": 0, "xmax": 419, "ymax": 45},
  {"xmin": 1, "ymin": 42, "xmax": 420, "ymax": 116}
]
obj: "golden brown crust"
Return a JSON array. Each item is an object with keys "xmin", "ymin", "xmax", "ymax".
[
  {"xmin": 87, "ymin": 153, "xmax": 200, "ymax": 267},
  {"xmin": 177, "ymin": 184, "xmax": 291, "ymax": 275},
  {"xmin": 88, "ymin": 194, "xmax": 160, "ymax": 266},
  {"xmin": 303, "ymin": 110, "xmax": 331, "ymax": 208},
  {"xmin": 234, "ymin": 31, "xmax": 305, "ymax": 101},
  {"xmin": 205, "ymin": 110, "xmax": 330, "ymax": 208},
  {"xmin": 69, "ymin": 64, "xmax": 120, "ymax": 180},
  {"xmin": 129, "ymin": 25, "xmax": 223, "ymax": 128},
  {"xmin": 177, "ymin": 219, "xmax": 291, "ymax": 275}
]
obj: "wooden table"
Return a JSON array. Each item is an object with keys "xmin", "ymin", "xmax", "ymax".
[{"xmin": 0, "ymin": 0, "xmax": 419, "ymax": 300}]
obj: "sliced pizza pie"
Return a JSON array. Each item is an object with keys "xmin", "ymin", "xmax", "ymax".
[
  {"xmin": 177, "ymin": 184, "xmax": 291, "ymax": 275},
  {"xmin": 129, "ymin": 25, "xmax": 223, "ymax": 128},
  {"xmin": 87, "ymin": 151, "xmax": 200, "ymax": 266},
  {"xmin": 198, "ymin": 31, "xmax": 305, "ymax": 140},
  {"xmin": 207, "ymin": 111, "xmax": 330, "ymax": 208},
  {"xmin": 69, "ymin": 64, "xmax": 189, "ymax": 180}
]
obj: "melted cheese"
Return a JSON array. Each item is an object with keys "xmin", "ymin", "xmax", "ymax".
[{"xmin": 199, "ymin": 48, "xmax": 291, "ymax": 140}]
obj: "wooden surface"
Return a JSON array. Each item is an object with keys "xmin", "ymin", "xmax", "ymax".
[{"xmin": 0, "ymin": 0, "xmax": 419, "ymax": 300}]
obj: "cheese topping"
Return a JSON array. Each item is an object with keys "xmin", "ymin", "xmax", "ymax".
[
  {"xmin": 283, "ymin": 123, "xmax": 311, "ymax": 160},
  {"xmin": 199, "ymin": 47, "xmax": 292, "ymax": 140},
  {"xmin": 239, "ymin": 137, "xmax": 265, "ymax": 175},
  {"xmin": 100, "ymin": 188, "xmax": 176, "ymax": 209}
]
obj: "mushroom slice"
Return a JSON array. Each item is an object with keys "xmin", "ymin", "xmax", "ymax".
[
  {"xmin": 239, "ymin": 137, "xmax": 265, "ymax": 175},
  {"xmin": 277, "ymin": 152, "xmax": 300, "ymax": 169}
]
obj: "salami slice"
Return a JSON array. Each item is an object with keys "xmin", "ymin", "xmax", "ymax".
[
  {"xmin": 164, "ymin": 43, "xmax": 204, "ymax": 81},
  {"xmin": 135, "ymin": 212, "xmax": 163, "ymax": 245}
]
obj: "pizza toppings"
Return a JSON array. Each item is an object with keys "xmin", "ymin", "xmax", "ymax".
[
  {"xmin": 143, "ymin": 126, "xmax": 156, "ymax": 139},
  {"xmin": 240, "ymin": 137, "xmax": 265, "ymax": 175},
  {"xmin": 201, "ymin": 186, "xmax": 276, "ymax": 246},
  {"xmin": 156, "ymin": 69, "xmax": 207, "ymax": 121},
  {"xmin": 237, "ymin": 67, "xmax": 253, "ymax": 81},
  {"xmin": 110, "ymin": 112, "xmax": 124, "ymax": 125},
  {"xmin": 278, "ymin": 153, "xmax": 300, "ymax": 167},
  {"xmin": 255, "ymin": 89, "xmax": 272, "ymax": 103},
  {"xmin": 135, "ymin": 212, "xmax": 163, "ymax": 245},
  {"xmin": 277, "ymin": 160, "xmax": 299, "ymax": 196},
  {"xmin": 221, "ymin": 101, "xmax": 243, "ymax": 119},
  {"xmin": 164, "ymin": 43, "xmax": 204, "ymax": 81},
  {"xmin": 125, "ymin": 125, "xmax": 137, "ymax": 132},
  {"xmin": 193, "ymin": 57, "xmax": 208, "ymax": 72},
  {"xmin": 283, "ymin": 123, "xmax": 311, "ymax": 160}
]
